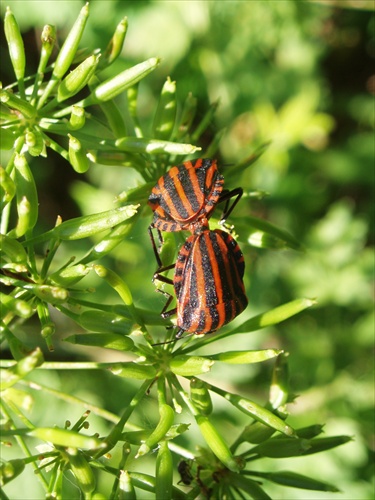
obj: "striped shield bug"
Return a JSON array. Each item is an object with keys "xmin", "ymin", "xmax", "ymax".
[
  {"xmin": 148, "ymin": 158, "xmax": 242, "ymax": 234},
  {"xmin": 152, "ymin": 228, "xmax": 248, "ymax": 338}
]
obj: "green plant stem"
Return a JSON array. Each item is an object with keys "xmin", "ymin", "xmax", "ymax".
[
  {"xmin": 41, "ymin": 132, "xmax": 69, "ymax": 160},
  {"xmin": 2, "ymin": 395, "xmax": 34, "ymax": 429},
  {"xmin": 19, "ymin": 378, "xmax": 119, "ymax": 423},
  {"xmin": 0, "ymin": 201, "xmax": 12, "ymax": 235},
  {"xmin": 24, "ymin": 229, "xmax": 38, "ymax": 278},
  {"xmin": 38, "ymin": 361, "xmax": 133, "ymax": 370},
  {"xmin": 1, "ymin": 136, "xmax": 25, "ymax": 234},
  {"xmin": 157, "ymin": 376, "xmax": 167, "ymax": 406},
  {"xmin": 0, "ymin": 489, "xmax": 9, "ymax": 500},
  {"xmin": 1, "ymin": 399, "xmax": 49, "ymax": 490},
  {"xmin": 7, "ymin": 134, "xmax": 25, "ymax": 174},
  {"xmin": 40, "ymin": 238, "xmax": 61, "ymax": 280},
  {"xmin": 169, "ymin": 373, "xmax": 198, "ymax": 416},
  {"xmin": 109, "ymin": 444, "xmax": 132, "ymax": 500},
  {"xmin": 15, "ymin": 377, "xmax": 194, "ymax": 459},
  {"xmin": 95, "ymin": 379, "xmax": 151, "ymax": 458}
]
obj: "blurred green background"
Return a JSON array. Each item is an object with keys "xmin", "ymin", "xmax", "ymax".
[{"xmin": 1, "ymin": 1, "xmax": 374, "ymax": 498}]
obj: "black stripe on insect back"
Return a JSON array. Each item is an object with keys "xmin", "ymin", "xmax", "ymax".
[
  {"xmin": 180, "ymin": 256, "xmax": 199, "ymax": 331},
  {"xmin": 219, "ymin": 231, "xmax": 245, "ymax": 280},
  {"xmin": 162, "ymin": 160, "xmax": 214, "ymax": 222},
  {"xmin": 174, "ymin": 238, "xmax": 193, "ymax": 297},
  {"xmin": 196, "ymin": 236, "xmax": 221, "ymax": 332},
  {"xmin": 176, "ymin": 164, "xmax": 203, "ymax": 214},
  {"xmin": 191, "ymin": 237, "xmax": 221, "ymax": 333},
  {"xmin": 153, "ymin": 228, "xmax": 248, "ymax": 338},
  {"xmin": 209, "ymin": 231, "xmax": 233, "ymax": 301},
  {"xmin": 161, "ymin": 172, "xmax": 192, "ymax": 221},
  {"xmin": 205, "ymin": 231, "xmax": 235, "ymax": 325},
  {"xmin": 211, "ymin": 230, "xmax": 247, "ymax": 320},
  {"xmin": 199, "ymin": 233, "xmax": 219, "ymax": 305}
]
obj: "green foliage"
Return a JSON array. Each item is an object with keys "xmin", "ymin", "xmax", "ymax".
[{"xmin": 1, "ymin": 2, "xmax": 372, "ymax": 499}]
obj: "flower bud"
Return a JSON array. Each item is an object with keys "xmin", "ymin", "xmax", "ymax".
[
  {"xmin": 0, "ymin": 292, "xmax": 33, "ymax": 319},
  {"xmin": 36, "ymin": 301, "xmax": 55, "ymax": 340},
  {"xmin": 69, "ymin": 106, "xmax": 85, "ymax": 130},
  {"xmin": 49, "ymin": 263, "xmax": 90, "ymax": 287},
  {"xmin": 53, "ymin": 3, "xmax": 90, "ymax": 79},
  {"xmin": 4, "ymin": 7, "xmax": 25, "ymax": 82},
  {"xmin": 37, "ymin": 4, "xmax": 90, "ymax": 109},
  {"xmin": 78, "ymin": 310, "xmax": 133, "ymax": 335},
  {"xmin": 155, "ymin": 441, "xmax": 173, "ymax": 499},
  {"xmin": 1, "ymin": 348, "xmax": 44, "ymax": 390},
  {"xmin": 109, "ymin": 362, "xmax": 156, "ymax": 380},
  {"xmin": 25, "ymin": 127, "xmax": 45, "ymax": 157},
  {"xmin": 0, "ymin": 167, "xmax": 16, "ymax": 209},
  {"xmin": 102, "ymin": 17, "xmax": 128, "ymax": 67},
  {"xmin": 237, "ymin": 421, "xmax": 275, "ymax": 445},
  {"xmin": 29, "ymin": 427, "xmax": 103, "ymax": 449},
  {"xmin": 119, "ymin": 470, "xmax": 136, "ymax": 499},
  {"xmin": 94, "ymin": 265, "xmax": 133, "ymax": 307},
  {"xmin": 269, "ymin": 352, "xmax": 289, "ymax": 410},
  {"xmin": 195, "ymin": 415, "xmax": 239, "ymax": 473},
  {"xmin": 68, "ymin": 135, "xmax": 89, "ymax": 173},
  {"xmin": 211, "ymin": 349, "xmax": 282, "ymax": 364},
  {"xmin": 57, "ymin": 54, "xmax": 100, "ymax": 102},
  {"xmin": 0, "ymin": 90, "xmax": 36, "ymax": 119},
  {"xmin": 0, "ymin": 128, "xmax": 16, "ymax": 150},
  {"xmin": 64, "ymin": 333, "xmax": 134, "ymax": 351},
  {"xmin": 80, "ymin": 219, "xmax": 136, "ymax": 263},
  {"xmin": 66, "ymin": 449, "xmax": 96, "ymax": 494},
  {"xmin": 170, "ymin": 355, "xmax": 214, "ymax": 376},
  {"xmin": 115, "ymin": 136, "xmax": 201, "ymax": 155},
  {"xmin": 49, "ymin": 204, "xmax": 139, "ymax": 241},
  {"xmin": 190, "ymin": 378, "xmax": 213, "ymax": 416},
  {"xmin": 210, "ymin": 385, "xmax": 294, "ymax": 437},
  {"xmin": 235, "ymin": 298, "xmax": 316, "ymax": 335},
  {"xmin": 38, "ymin": 24, "xmax": 56, "ymax": 73},
  {"xmin": 296, "ymin": 424, "xmax": 324, "ymax": 439},
  {"xmin": 0, "ymin": 234, "xmax": 28, "ymax": 263},
  {"xmin": 29, "ymin": 284, "xmax": 68, "ymax": 305},
  {"xmin": 88, "ymin": 57, "xmax": 160, "ymax": 104},
  {"xmin": 8, "ymin": 153, "xmax": 38, "ymax": 238},
  {"xmin": 120, "ymin": 430, "xmax": 150, "ymax": 445},
  {"xmin": 0, "ymin": 459, "xmax": 25, "ymax": 485},
  {"xmin": 136, "ymin": 404, "xmax": 174, "ymax": 457}
]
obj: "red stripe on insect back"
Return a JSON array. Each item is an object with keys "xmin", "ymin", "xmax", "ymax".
[
  {"xmin": 148, "ymin": 159, "xmax": 224, "ymax": 232},
  {"xmin": 174, "ymin": 229, "xmax": 248, "ymax": 336}
]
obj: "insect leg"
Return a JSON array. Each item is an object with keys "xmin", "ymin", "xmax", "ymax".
[
  {"xmin": 148, "ymin": 225, "xmax": 164, "ymax": 269},
  {"xmin": 218, "ymin": 187, "xmax": 243, "ymax": 223}
]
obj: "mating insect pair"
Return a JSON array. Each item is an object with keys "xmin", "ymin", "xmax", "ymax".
[{"xmin": 148, "ymin": 158, "xmax": 248, "ymax": 339}]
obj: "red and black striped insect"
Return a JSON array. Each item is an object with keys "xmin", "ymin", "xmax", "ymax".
[
  {"xmin": 148, "ymin": 158, "xmax": 247, "ymax": 338},
  {"xmin": 148, "ymin": 158, "xmax": 242, "ymax": 234},
  {"xmin": 152, "ymin": 228, "xmax": 248, "ymax": 337}
]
